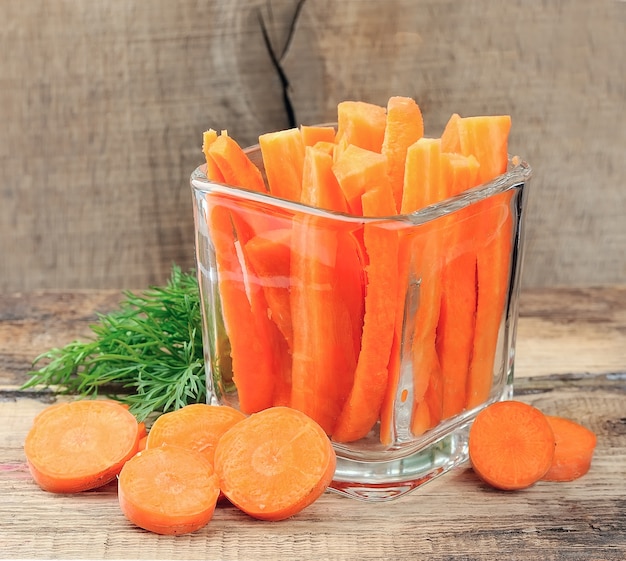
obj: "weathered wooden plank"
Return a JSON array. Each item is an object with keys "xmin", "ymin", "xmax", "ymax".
[
  {"xmin": 1, "ymin": 381, "xmax": 624, "ymax": 560},
  {"xmin": 2, "ymin": 287, "xmax": 625, "ymax": 389},
  {"xmin": 1, "ymin": 0, "xmax": 625, "ymax": 291}
]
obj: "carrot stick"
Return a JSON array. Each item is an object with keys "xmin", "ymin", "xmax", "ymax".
[
  {"xmin": 289, "ymin": 214, "xmax": 357, "ymax": 434},
  {"xmin": 214, "ymin": 406, "xmax": 336, "ymax": 521},
  {"xmin": 381, "ymin": 96, "xmax": 424, "ymax": 212},
  {"xmin": 542, "ymin": 416, "xmax": 597, "ymax": 482},
  {"xmin": 289, "ymin": 152, "xmax": 359, "ymax": 432},
  {"xmin": 207, "ymin": 132, "xmax": 267, "ymax": 193},
  {"xmin": 378, "ymin": 234, "xmax": 412, "ymax": 445},
  {"xmin": 336, "ymin": 100, "xmax": 387, "ymax": 153},
  {"xmin": 440, "ymin": 113, "xmax": 462, "ymax": 153},
  {"xmin": 301, "ymin": 125, "xmax": 336, "ymax": 147},
  {"xmin": 332, "ymin": 183, "xmax": 398, "ymax": 443},
  {"xmin": 145, "ymin": 403, "xmax": 246, "ymax": 465},
  {"xmin": 259, "ymin": 127, "xmax": 305, "ymax": 202},
  {"xmin": 436, "ymin": 153, "xmax": 480, "ymax": 421},
  {"xmin": 332, "ymin": 144, "xmax": 389, "ymax": 215},
  {"xmin": 24, "ymin": 400, "xmax": 140, "ymax": 493},
  {"xmin": 399, "ymin": 138, "xmax": 449, "ymax": 438},
  {"xmin": 301, "ymin": 146, "xmax": 349, "ymax": 213},
  {"xmin": 455, "ymin": 116, "xmax": 513, "ymax": 410},
  {"xmin": 202, "ymin": 129, "xmax": 226, "ymax": 183},
  {"xmin": 244, "ymin": 228, "xmax": 294, "ymax": 350},
  {"xmin": 469, "ymin": 400, "xmax": 555, "ymax": 490},
  {"xmin": 118, "ymin": 445, "xmax": 220, "ymax": 535},
  {"xmin": 205, "ymin": 202, "xmax": 278, "ymax": 414}
]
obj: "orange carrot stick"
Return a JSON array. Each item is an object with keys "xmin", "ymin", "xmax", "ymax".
[
  {"xmin": 205, "ymin": 202, "xmax": 278, "ymax": 414},
  {"xmin": 244, "ymin": 228, "xmax": 294, "ymax": 350},
  {"xmin": 145, "ymin": 403, "xmax": 246, "ymax": 465},
  {"xmin": 301, "ymin": 146, "xmax": 349, "ymax": 213},
  {"xmin": 542, "ymin": 416, "xmax": 597, "ymax": 482},
  {"xmin": 214, "ymin": 406, "xmax": 336, "ymax": 521},
  {"xmin": 456, "ymin": 116, "xmax": 513, "ymax": 410},
  {"xmin": 289, "ymin": 214, "xmax": 357, "ymax": 434},
  {"xmin": 381, "ymin": 96, "xmax": 424, "ymax": 212},
  {"xmin": 437, "ymin": 153, "xmax": 480, "ymax": 421},
  {"xmin": 259, "ymin": 127, "xmax": 305, "ymax": 202},
  {"xmin": 207, "ymin": 133, "xmax": 267, "ymax": 193},
  {"xmin": 469, "ymin": 400, "xmax": 555, "ymax": 490},
  {"xmin": 118, "ymin": 446, "xmax": 220, "ymax": 535},
  {"xmin": 202, "ymin": 129, "xmax": 226, "ymax": 183},
  {"xmin": 332, "ymin": 183, "xmax": 398, "ymax": 443},
  {"xmin": 440, "ymin": 113, "xmax": 462, "ymax": 153},
  {"xmin": 400, "ymin": 138, "xmax": 447, "ymax": 437},
  {"xmin": 336, "ymin": 100, "xmax": 387, "ymax": 153},
  {"xmin": 24, "ymin": 400, "xmax": 140, "ymax": 493},
  {"xmin": 332, "ymin": 144, "xmax": 389, "ymax": 215},
  {"xmin": 301, "ymin": 125, "xmax": 336, "ymax": 147}
]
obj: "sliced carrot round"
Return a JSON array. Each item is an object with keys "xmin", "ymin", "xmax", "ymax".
[
  {"xmin": 469, "ymin": 400, "xmax": 555, "ymax": 490},
  {"xmin": 24, "ymin": 400, "xmax": 140, "ymax": 493},
  {"xmin": 542, "ymin": 415, "xmax": 597, "ymax": 482},
  {"xmin": 118, "ymin": 445, "xmax": 220, "ymax": 535},
  {"xmin": 214, "ymin": 406, "xmax": 336, "ymax": 521},
  {"xmin": 146, "ymin": 403, "xmax": 246, "ymax": 465}
]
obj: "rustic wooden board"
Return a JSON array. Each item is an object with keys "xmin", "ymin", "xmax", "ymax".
[
  {"xmin": 1, "ymin": 370, "xmax": 624, "ymax": 559},
  {"xmin": 0, "ymin": 287, "xmax": 625, "ymax": 559},
  {"xmin": 1, "ymin": 1, "xmax": 625, "ymax": 291}
]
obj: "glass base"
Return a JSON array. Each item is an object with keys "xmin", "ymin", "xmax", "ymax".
[{"xmin": 328, "ymin": 424, "xmax": 470, "ymax": 502}]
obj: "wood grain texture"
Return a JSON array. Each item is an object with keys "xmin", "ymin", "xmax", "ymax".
[
  {"xmin": 1, "ymin": 0, "xmax": 625, "ymax": 291},
  {"xmin": 0, "ymin": 288, "xmax": 625, "ymax": 559}
]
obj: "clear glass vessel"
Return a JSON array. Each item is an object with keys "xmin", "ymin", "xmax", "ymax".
[{"xmin": 190, "ymin": 147, "xmax": 531, "ymax": 502}]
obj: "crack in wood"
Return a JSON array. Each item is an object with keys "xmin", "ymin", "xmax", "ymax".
[{"xmin": 257, "ymin": 0, "xmax": 307, "ymax": 127}]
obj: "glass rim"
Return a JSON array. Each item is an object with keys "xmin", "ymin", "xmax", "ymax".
[{"xmin": 190, "ymin": 154, "xmax": 531, "ymax": 227}]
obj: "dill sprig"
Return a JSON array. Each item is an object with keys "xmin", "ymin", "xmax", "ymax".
[{"xmin": 21, "ymin": 265, "xmax": 206, "ymax": 422}]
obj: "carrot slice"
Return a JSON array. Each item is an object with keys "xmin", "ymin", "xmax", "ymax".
[
  {"xmin": 469, "ymin": 400, "xmax": 555, "ymax": 490},
  {"xmin": 301, "ymin": 125, "xmax": 336, "ymax": 147},
  {"xmin": 146, "ymin": 403, "xmax": 246, "ymax": 465},
  {"xmin": 381, "ymin": 96, "xmax": 424, "ymax": 212},
  {"xmin": 24, "ymin": 400, "xmax": 140, "ymax": 493},
  {"xmin": 336, "ymin": 100, "xmax": 387, "ymax": 153},
  {"xmin": 332, "ymin": 144, "xmax": 389, "ymax": 215},
  {"xmin": 259, "ymin": 127, "xmax": 305, "ymax": 202},
  {"xmin": 214, "ymin": 406, "xmax": 336, "ymax": 521},
  {"xmin": 332, "ymin": 183, "xmax": 398, "ymax": 443},
  {"xmin": 118, "ymin": 445, "xmax": 220, "ymax": 535},
  {"xmin": 542, "ymin": 416, "xmax": 597, "ymax": 482}
]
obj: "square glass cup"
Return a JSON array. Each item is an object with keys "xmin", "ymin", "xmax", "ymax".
[{"xmin": 190, "ymin": 147, "xmax": 531, "ymax": 501}]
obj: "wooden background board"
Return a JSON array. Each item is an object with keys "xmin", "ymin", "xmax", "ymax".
[{"xmin": 1, "ymin": 0, "xmax": 625, "ymax": 291}]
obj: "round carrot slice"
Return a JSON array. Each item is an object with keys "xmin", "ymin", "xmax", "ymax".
[
  {"xmin": 118, "ymin": 445, "xmax": 220, "ymax": 535},
  {"xmin": 542, "ymin": 415, "xmax": 597, "ymax": 482},
  {"xmin": 146, "ymin": 403, "xmax": 245, "ymax": 464},
  {"xmin": 214, "ymin": 406, "xmax": 336, "ymax": 521},
  {"xmin": 469, "ymin": 400, "xmax": 555, "ymax": 490},
  {"xmin": 24, "ymin": 400, "xmax": 140, "ymax": 493}
]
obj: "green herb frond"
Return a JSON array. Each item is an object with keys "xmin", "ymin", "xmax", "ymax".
[{"xmin": 21, "ymin": 265, "xmax": 207, "ymax": 422}]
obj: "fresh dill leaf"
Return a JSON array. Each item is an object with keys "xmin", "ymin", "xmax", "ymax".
[{"xmin": 21, "ymin": 265, "xmax": 206, "ymax": 422}]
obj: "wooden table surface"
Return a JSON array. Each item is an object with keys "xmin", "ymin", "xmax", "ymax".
[{"xmin": 1, "ymin": 287, "xmax": 625, "ymax": 560}]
